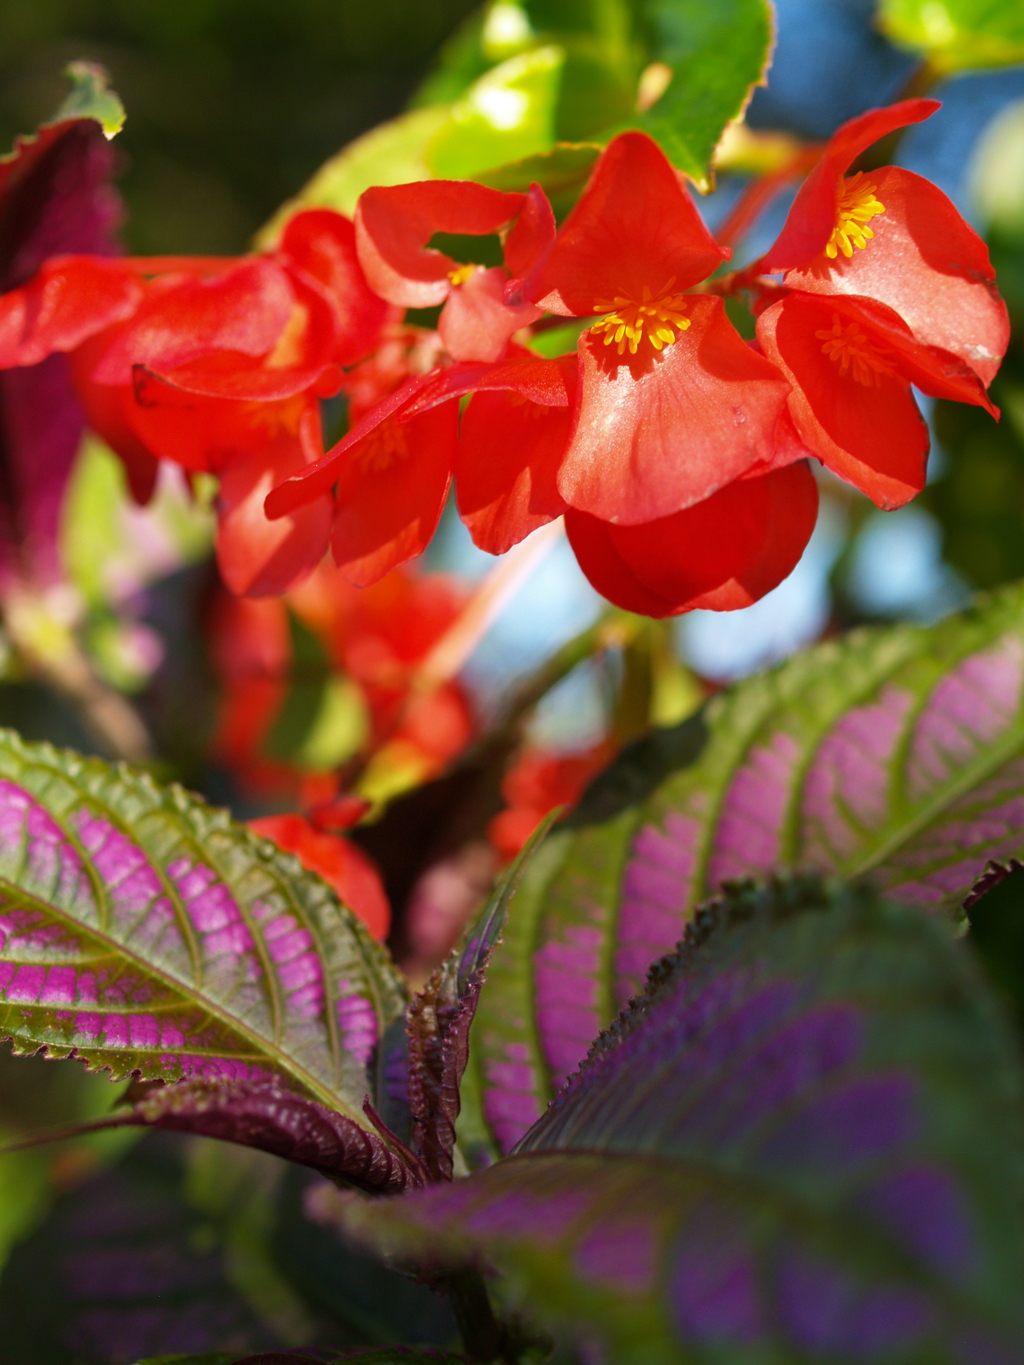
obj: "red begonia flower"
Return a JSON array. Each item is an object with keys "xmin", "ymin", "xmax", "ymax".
[
  {"xmin": 761, "ymin": 100, "xmax": 1008, "ymax": 386},
  {"xmin": 354, "ymin": 180, "xmax": 549, "ymax": 362},
  {"xmin": 525, "ymin": 132, "xmax": 790, "ymax": 523},
  {"xmin": 565, "ymin": 460, "xmax": 819, "ymax": 617},
  {"xmin": 763, "ymin": 99, "xmax": 940, "ymax": 272},
  {"xmin": 757, "ymin": 291, "xmax": 998, "ymax": 508},
  {"xmin": 488, "ymin": 742, "xmax": 615, "ymax": 861},
  {"xmin": 216, "ymin": 407, "xmax": 333, "ymax": 597},
  {"xmin": 329, "ymin": 397, "xmax": 459, "ymax": 586},
  {"xmin": 248, "ymin": 813, "xmax": 391, "ymax": 940},
  {"xmin": 455, "ymin": 354, "xmax": 575, "ymax": 553},
  {"xmin": 782, "ymin": 166, "xmax": 1008, "ymax": 386}
]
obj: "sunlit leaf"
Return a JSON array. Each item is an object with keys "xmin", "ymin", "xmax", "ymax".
[
  {"xmin": 426, "ymin": 46, "xmax": 564, "ymax": 179},
  {"xmin": 630, "ymin": 0, "xmax": 774, "ymax": 189},
  {"xmin": 466, "ymin": 580, "xmax": 1024, "ymax": 1150},
  {"xmin": 344, "ymin": 878, "xmax": 1024, "ymax": 1365},
  {"xmin": 878, "ymin": 0, "xmax": 1024, "ymax": 71},
  {"xmin": 49, "ymin": 60, "xmax": 125, "ymax": 139},
  {"xmin": 0, "ymin": 730, "xmax": 404, "ymax": 1129}
]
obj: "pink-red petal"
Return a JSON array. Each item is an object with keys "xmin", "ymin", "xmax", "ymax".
[
  {"xmin": 0, "ymin": 256, "xmax": 141, "ymax": 367},
  {"xmin": 783, "ymin": 166, "xmax": 1007, "ymax": 386},
  {"xmin": 559, "ymin": 296, "xmax": 789, "ymax": 524},
  {"xmin": 527, "ymin": 132, "xmax": 727, "ymax": 316},
  {"xmin": 355, "ymin": 180, "xmax": 525, "ymax": 309},
  {"xmin": 757, "ymin": 292, "xmax": 929, "ymax": 508},
  {"xmin": 438, "ymin": 266, "xmax": 542, "ymax": 363}
]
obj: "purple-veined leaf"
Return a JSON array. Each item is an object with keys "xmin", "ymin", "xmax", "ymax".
[
  {"xmin": 0, "ymin": 730, "xmax": 405, "ymax": 1140},
  {"xmin": 132, "ymin": 1352, "xmax": 467, "ymax": 1363},
  {"xmin": 341, "ymin": 877, "xmax": 1024, "ymax": 1365},
  {"xmin": 406, "ymin": 816, "xmax": 558, "ymax": 1181},
  {"xmin": 0, "ymin": 1133, "xmax": 277, "ymax": 1363},
  {"xmin": 0, "ymin": 69, "xmax": 126, "ymax": 584},
  {"xmin": 466, "ymin": 583, "xmax": 1024, "ymax": 1152}
]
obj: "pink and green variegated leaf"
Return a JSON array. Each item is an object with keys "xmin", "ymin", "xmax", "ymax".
[
  {"xmin": 341, "ymin": 879, "xmax": 1024, "ymax": 1365},
  {"xmin": 0, "ymin": 730, "xmax": 405, "ymax": 1126},
  {"xmin": 466, "ymin": 581, "xmax": 1024, "ymax": 1152}
]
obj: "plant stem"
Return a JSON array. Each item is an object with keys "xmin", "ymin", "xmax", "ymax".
[{"xmin": 439, "ymin": 1266, "xmax": 512, "ymax": 1364}]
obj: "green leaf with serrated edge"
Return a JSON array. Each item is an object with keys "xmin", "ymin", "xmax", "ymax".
[
  {"xmin": 425, "ymin": 46, "xmax": 564, "ymax": 180},
  {"xmin": 0, "ymin": 730, "xmax": 404, "ymax": 1126},
  {"xmin": 48, "ymin": 60, "xmax": 125, "ymax": 138},
  {"xmin": 254, "ymin": 106, "xmax": 450, "ymax": 248},
  {"xmin": 628, "ymin": 0, "xmax": 774, "ymax": 190},
  {"xmin": 339, "ymin": 879, "xmax": 1024, "ymax": 1365},
  {"xmin": 468, "ymin": 580, "xmax": 1024, "ymax": 1154},
  {"xmin": 878, "ymin": 0, "xmax": 1024, "ymax": 71}
]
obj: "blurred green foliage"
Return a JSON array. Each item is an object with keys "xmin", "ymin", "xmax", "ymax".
[{"xmin": 0, "ymin": 0, "xmax": 480, "ymax": 253}]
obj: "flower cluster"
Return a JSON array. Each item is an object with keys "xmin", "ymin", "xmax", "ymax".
[{"xmin": 0, "ymin": 98, "xmax": 1005, "ymax": 618}]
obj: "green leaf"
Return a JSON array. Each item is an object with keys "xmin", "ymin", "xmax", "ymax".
[
  {"xmin": 254, "ymin": 105, "xmax": 450, "ymax": 247},
  {"xmin": 474, "ymin": 141, "xmax": 599, "ymax": 217},
  {"xmin": 878, "ymin": 0, "xmax": 1024, "ymax": 71},
  {"xmin": 630, "ymin": 0, "xmax": 775, "ymax": 189},
  {"xmin": 467, "ymin": 580, "xmax": 1024, "ymax": 1153},
  {"xmin": 0, "ymin": 729, "xmax": 404, "ymax": 1125},
  {"xmin": 48, "ymin": 60, "xmax": 126, "ymax": 139},
  {"xmin": 343, "ymin": 878, "xmax": 1024, "ymax": 1364},
  {"xmin": 425, "ymin": 46, "xmax": 564, "ymax": 179}
]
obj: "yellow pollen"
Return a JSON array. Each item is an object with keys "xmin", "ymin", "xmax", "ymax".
[
  {"xmin": 357, "ymin": 419, "xmax": 410, "ymax": 472},
  {"xmin": 448, "ymin": 263, "xmax": 476, "ymax": 287},
  {"xmin": 815, "ymin": 314, "xmax": 895, "ymax": 386},
  {"xmin": 825, "ymin": 172, "xmax": 885, "ymax": 260},
  {"xmin": 590, "ymin": 279, "xmax": 691, "ymax": 356}
]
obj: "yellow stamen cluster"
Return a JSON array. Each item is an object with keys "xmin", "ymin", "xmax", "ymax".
[
  {"xmin": 448, "ymin": 263, "xmax": 476, "ymax": 287},
  {"xmin": 815, "ymin": 314, "xmax": 894, "ymax": 386},
  {"xmin": 358, "ymin": 419, "xmax": 410, "ymax": 472},
  {"xmin": 825, "ymin": 172, "xmax": 885, "ymax": 260},
  {"xmin": 590, "ymin": 279, "xmax": 691, "ymax": 356}
]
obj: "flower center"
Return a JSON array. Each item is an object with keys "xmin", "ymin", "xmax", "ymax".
[
  {"xmin": 825, "ymin": 173, "xmax": 885, "ymax": 260},
  {"xmin": 815, "ymin": 314, "xmax": 895, "ymax": 386},
  {"xmin": 590, "ymin": 280, "xmax": 691, "ymax": 356},
  {"xmin": 447, "ymin": 263, "xmax": 476, "ymax": 287},
  {"xmin": 357, "ymin": 417, "xmax": 410, "ymax": 472}
]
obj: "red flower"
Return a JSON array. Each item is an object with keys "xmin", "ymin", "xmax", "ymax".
[
  {"xmin": 763, "ymin": 99, "xmax": 1008, "ymax": 385},
  {"xmin": 751, "ymin": 99, "xmax": 1006, "ymax": 508},
  {"xmin": 0, "ymin": 209, "xmax": 391, "ymax": 595},
  {"xmin": 525, "ymin": 131, "xmax": 794, "ymax": 525},
  {"xmin": 354, "ymin": 180, "xmax": 552, "ymax": 362},
  {"xmin": 488, "ymin": 742, "xmax": 615, "ymax": 861}
]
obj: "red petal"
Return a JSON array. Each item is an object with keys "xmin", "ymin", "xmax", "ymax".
[
  {"xmin": 764, "ymin": 99, "xmax": 940, "ymax": 272},
  {"xmin": 134, "ymin": 268, "xmax": 342, "ymax": 401},
  {"xmin": 566, "ymin": 461, "xmax": 818, "ymax": 617},
  {"xmin": 88, "ymin": 258, "xmax": 296, "ymax": 385},
  {"xmin": 265, "ymin": 373, "xmax": 436, "ymax": 517},
  {"xmin": 277, "ymin": 208, "xmax": 391, "ymax": 366},
  {"xmin": 355, "ymin": 181, "xmax": 525, "ymax": 309},
  {"xmin": 456, "ymin": 359, "xmax": 574, "ymax": 553},
  {"xmin": 70, "ymin": 340, "xmax": 160, "ymax": 501},
  {"xmin": 438, "ymin": 266, "xmax": 542, "ymax": 363},
  {"xmin": 783, "ymin": 166, "xmax": 1008, "ymax": 386},
  {"xmin": 757, "ymin": 293, "xmax": 929, "ymax": 508},
  {"xmin": 527, "ymin": 132, "xmax": 727, "ymax": 316},
  {"xmin": 560, "ymin": 296, "xmax": 789, "ymax": 524},
  {"xmin": 330, "ymin": 401, "xmax": 457, "ymax": 586},
  {"xmin": 217, "ymin": 411, "xmax": 332, "ymax": 596},
  {"xmin": 504, "ymin": 182, "xmax": 556, "ymax": 280},
  {"xmin": 0, "ymin": 256, "xmax": 140, "ymax": 367}
]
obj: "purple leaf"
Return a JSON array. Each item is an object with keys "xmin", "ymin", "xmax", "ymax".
[
  {"xmin": 0, "ymin": 92, "xmax": 123, "ymax": 585},
  {"xmin": 471, "ymin": 588, "xmax": 1024, "ymax": 1151},
  {"xmin": 338, "ymin": 878, "xmax": 1024, "ymax": 1364},
  {"xmin": 0, "ymin": 730, "xmax": 407, "ymax": 1164},
  {"xmin": 70, "ymin": 1076, "xmax": 425, "ymax": 1194}
]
